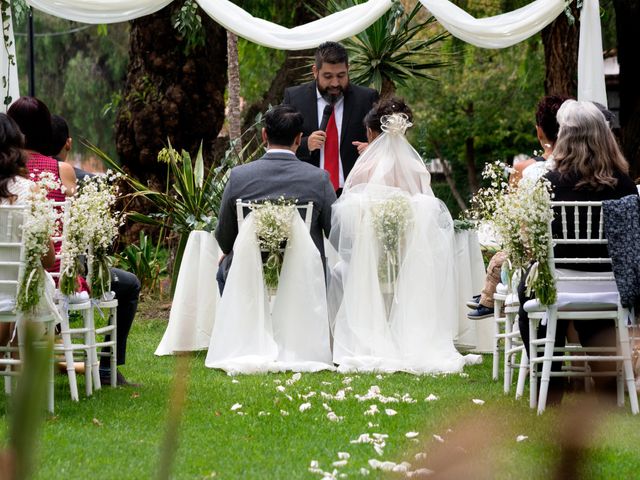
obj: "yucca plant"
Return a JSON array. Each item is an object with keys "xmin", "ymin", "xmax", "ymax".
[
  {"xmin": 84, "ymin": 122, "xmax": 264, "ymax": 296},
  {"xmin": 327, "ymin": 1, "xmax": 451, "ymax": 97}
]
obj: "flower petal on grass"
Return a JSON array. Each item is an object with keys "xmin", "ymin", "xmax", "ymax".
[
  {"xmin": 433, "ymin": 434, "xmax": 444, "ymax": 443},
  {"xmin": 516, "ymin": 435, "xmax": 529, "ymax": 442},
  {"xmin": 276, "ymin": 385, "xmax": 286, "ymax": 392},
  {"xmin": 385, "ymin": 409, "xmax": 397, "ymax": 416},
  {"xmin": 405, "ymin": 432, "xmax": 419, "ymax": 439},
  {"xmin": 280, "ymin": 410, "xmax": 289, "ymax": 416},
  {"xmin": 425, "ymin": 394, "xmax": 439, "ymax": 402},
  {"xmin": 231, "ymin": 379, "xmax": 239, "ymax": 384},
  {"xmin": 414, "ymin": 452, "xmax": 427, "ymax": 460},
  {"xmin": 327, "ymin": 412, "xmax": 343, "ymax": 422},
  {"xmin": 472, "ymin": 399, "xmax": 485, "ymax": 405},
  {"xmin": 230, "ymin": 403, "xmax": 242, "ymax": 411},
  {"xmin": 299, "ymin": 402, "xmax": 312, "ymax": 412},
  {"xmin": 337, "ymin": 452, "xmax": 350, "ymax": 460},
  {"xmin": 332, "ymin": 460, "xmax": 348, "ymax": 467},
  {"xmin": 359, "ymin": 467, "xmax": 370, "ymax": 475}
]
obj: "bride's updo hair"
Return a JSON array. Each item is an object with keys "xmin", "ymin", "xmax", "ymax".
[{"xmin": 364, "ymin": 97, "xmax": 413, "ymax": 134}]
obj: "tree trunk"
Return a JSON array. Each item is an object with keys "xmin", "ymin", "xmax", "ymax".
[
  {"xmin": 226, "ymin": 31, "xmax": 242, "ymax": 153},
  {"xmin": 541, "ymin": 4, "xmax": 579, "ymax": 97},
  {"xmin": 380, "ymin": 76, "xmax": 396, "ymax": 99},
  {"xmin": 613, "ymin": 0, "xmax": 640, "ymax": 178},
  {"xmin": 115, "ymin": 3, "xmax": 227, "ymax": 190},
  {"xmin": 241, "ymin": 2, "xmax": 319, "ymax": 133}
]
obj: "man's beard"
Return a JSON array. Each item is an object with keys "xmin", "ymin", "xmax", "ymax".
[{"xmin": 317, "ymin": 82, "xmax": 347, "ymax": 104}]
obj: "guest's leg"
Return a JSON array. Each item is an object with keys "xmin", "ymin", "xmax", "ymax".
[
  {"xmin": 576, "ymin": 319, "xmax": 617, "ymax": 398},
  {"xmin": 101, "ymin": 268, "xmax": 140, "ymax": 367},
  {"xmin": 479, "ymin": 251, "xmax": 507, "ymax": 308}
]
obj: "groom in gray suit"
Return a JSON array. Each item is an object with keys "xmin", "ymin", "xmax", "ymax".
[{"xmin": 215, "ymin": 105, "xmax": 337, "ymax": 292}]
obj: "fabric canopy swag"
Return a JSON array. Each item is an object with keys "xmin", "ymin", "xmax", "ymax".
[{"xmin": 1, "ymin": 0, "xmax": 605, "ymax": 110}]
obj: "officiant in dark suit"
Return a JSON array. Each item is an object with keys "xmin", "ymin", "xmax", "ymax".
[
  {"xmin": 283, "ymin": 41, "xmax": 378, "ymax": 193},
  {"xmin": 215, "ymin": 105, "xmax": 337, "ymax": 293}
]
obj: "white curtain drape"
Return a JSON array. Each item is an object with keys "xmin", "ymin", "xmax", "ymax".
[
  {"xmin": 9, "ymin": 0, "xmax": 606, "ymax": 111},
  {"xmin": 26, "ymin": 0, "xmax": 172, "ymax": 24}
]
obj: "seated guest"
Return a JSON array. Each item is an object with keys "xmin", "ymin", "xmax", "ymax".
[
  {"xmin": 518, "ymin": 99, "xmax": 637, "ymax": 402},
  {"xmin": 329, "ymin": 97, "xmax": 479, "ymax": 374},
  {"xmin": 468, "ymin": 95, "xmax": 567, "ymax": 320},
  {"xmin": 215, "ymin": 104, "xmax": 336, "ymax": 293},
  {"xmin": 50, "ymin": 114, "xmax": 94, "ymax": 181},
  {"xmin": 206, "ymin": 105, "xmax": 336, "ymax": 373},
  {"xmin": 9, "ymin": 97, "xmax": 141, "ymax": 387},
  {"xmin": 0, "ymin": 113, "xmax": 55, "ymax": 346}
]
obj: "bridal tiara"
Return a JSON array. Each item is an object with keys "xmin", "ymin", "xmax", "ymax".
[{"xmin": 380, "ymin": 113, "xmax": 413, "ymax": 135}]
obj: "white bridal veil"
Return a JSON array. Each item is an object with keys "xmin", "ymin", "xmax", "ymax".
[{"xmin": 329, "ymin": 114, "xmax": 478, "ymax": 373}]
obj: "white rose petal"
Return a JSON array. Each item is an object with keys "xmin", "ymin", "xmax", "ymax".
[
  {"xmin": 276, "ymin": 385, "xmax": 286, "ymax": 392},
  {"xmin": 231, "ymin": 379, "xmax": 239, "ymax": 384},
  {"xmin": 433, "ymin": 434, "xmax": 444, "ymax": 443},
  {"xmin": 332, "ymin": 460, "xmax": 348, "ymax": 467},
  {"xmin": 516, "ymin": 435, "xmax": 529, "ymax": 442},
  {"xmin": 385, "ymin": 409, "xmax": 397, "ymax": 416},
  {"xmin": 327, "ymin": 412, "xmax": 342, "ymax": 422},
  {"xmin": 425, "ymin": 394, "xmax": 439, "ymax": 402},
  {"xmin": 230, "ymin": 403, "xmax": 242, "ymax": 411},
  {"xmin": 299, "ymin": 402, "xmax": 312, "ymax": 412},
  {"xmin": 413, "ymin": 468, "xmax": 434, "ymax": 476},
  {"xmin": 309, "ymin": 460, "xmax": 319, "ymax": 468},
  {"xmin": 405, "ymin": 432, "xmax": 419, "ymax": 439},
  {"xmin": 359, "ymin": 467, "xmax": 370, "ymax": 475},
  {"xmin": 280, "ymin": 410, "xmax": 289, "ymax": 416},
  {"xmin": 337, "ymin": 452, "xmax": 350, "ymax": 460},
  {"xmin": 472, "ymin": 399, "xmax": 485, "ymax": 405},
  {"xmin": 373, "ymin": 444, "xmax": 385, "ymax": 456},
  {"xmin": 414, "ymin": 452, "xmax": 427, "ymax": 460}
]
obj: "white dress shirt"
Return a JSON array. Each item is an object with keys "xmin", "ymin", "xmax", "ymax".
[{"xmin": 316, "ymin": 88, "xmax": 345, "ymax": 187}]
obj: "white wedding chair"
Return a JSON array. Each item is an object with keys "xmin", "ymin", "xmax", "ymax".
[
  {"xmin": 525, "ymin": 201, "xmax": 639, "ymax": 414},
  {"xmin": 0, "ymin": 204, "xmax": 60, "ymax": 412},
  {"xmin": 50, "ymin": 200, "xmax": 100, "ymax": 399},
  {"xmin": 492, "ymin": 285, "xmax": 507, "ymax": 381}
]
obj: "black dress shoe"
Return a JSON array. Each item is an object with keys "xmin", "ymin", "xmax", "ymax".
[
  {"xmin": 467, "ymin": 304, "xmax": 494, "ymax": 320},
  {"xmin": 466, "ymin": 295, "xmax": 481, "ymax": 309},
  {"xmin": 100, "ymin": 370, "xmax": 141, "ymax": 388}
]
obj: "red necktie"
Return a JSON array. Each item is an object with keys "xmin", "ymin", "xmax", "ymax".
[{"xmin": 324, "ymin": 110, "xmax": 339, "ymax": 190}]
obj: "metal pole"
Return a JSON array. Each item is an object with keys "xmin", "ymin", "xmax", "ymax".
[{"xmin": 28, "ymin": 7, "xmax": 35, "ymax": 97}]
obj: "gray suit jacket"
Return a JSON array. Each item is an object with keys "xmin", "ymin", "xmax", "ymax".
[{"xmin": 215, "ymin": 151, "xmax": 337, "ymax": 260}]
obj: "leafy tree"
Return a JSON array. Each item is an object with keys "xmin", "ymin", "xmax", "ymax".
[
  {"xmin": 332, "ymin": 0, "xmax": 450, "ymax": 97},
  {"xmin": 13, "ymin": 12, "xmax": 129, "ymax": 160}
]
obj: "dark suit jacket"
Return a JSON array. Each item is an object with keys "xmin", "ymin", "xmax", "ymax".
[
  {"xmin": 283, "ymin": 81, "xmax": 378, "ymax": 180},
  {"xmin": 215, "ymin": 150, "xmax": 337, "ymax": 261}
]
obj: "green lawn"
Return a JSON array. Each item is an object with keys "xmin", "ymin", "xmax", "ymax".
[{"xmin": 1, "ymin": 300, "xmax": 639, "ymax": 479}]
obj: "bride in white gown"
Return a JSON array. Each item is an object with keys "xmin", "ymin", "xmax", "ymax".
[{"xmin": 329, "ymin": 98, "xmax": 480, "ymax": 374}]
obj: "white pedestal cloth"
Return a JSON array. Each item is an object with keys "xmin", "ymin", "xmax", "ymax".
[
  {"xmin": 454, "ymin": 230, "xmax": 493, "ymax": 353},
  {"xmin": 155, "ymin": 230, "xmax": 219, "ymax": 356}
]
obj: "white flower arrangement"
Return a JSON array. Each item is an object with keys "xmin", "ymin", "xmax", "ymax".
[
  {"xmin": 17, "ymin": 172, "xmax": 62, "ymax": 312},
  {"xmin": 251, "ymin": 198, "xmax": 296, "ymax": 292},
  {"xmin": 371, "ymin": 195, "xmax": 413, "ymax": 285},
  {"xmin": 59, "ymin": 172, "xmax": 122, "ymax": 298},
  {"xmin": 478, "ymin": 164, "xmax": 556, "ymax": 305}
]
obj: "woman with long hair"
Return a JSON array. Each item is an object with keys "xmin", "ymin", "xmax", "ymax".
[
  {"xmin": 0, "ymin": 113, "xmax": 54, "ymax": 345},
  {"xmin": 518, "ymin": 99, "xmax": 637, "ymax": 403}
]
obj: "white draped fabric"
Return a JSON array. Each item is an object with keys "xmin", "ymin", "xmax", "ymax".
[
  {"xmin": 26, "ymin": 0, "xmax": 172, "ymax": 24},
  {"xmin": 329, "ymin": 115, "xmax": 482, "ymax": 373},
  {"xmin": 5, "ymin": 0, "xmax": 605, "ymax": 106},
  {"xmin": 205, "ymin": 212, "xmax": 333, "ymax": 374},
  {"xmin": 197, "ymin": 0, "xmax": 392, "ymax": 50},
  {"xmin": 155, "ymin": 230, "xmax": 219, "ymax": 356}
]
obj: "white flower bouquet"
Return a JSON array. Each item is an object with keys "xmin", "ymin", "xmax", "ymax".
[
  {"xmin": 371, "ymin": 195, "xmax": 413, "ymax": 285},
  {"xmin": 60, "ymin": 172, "xmax": 122, "ymax": 298},
  {"xmin": 252, "ymin": 198, "xmax": 296, "ymax": 292},
  {"xmin": 17, "ymin": 172, "xmax": 62, "ymax": 312}
]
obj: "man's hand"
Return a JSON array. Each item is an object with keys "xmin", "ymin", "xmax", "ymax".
[
  {"xmin": 308, "ymin": 130, "xmax": 327, "ymax": 152},
  {"xmin": 352, "ymin": 141, "xmax": 369, "ymax": 155}
]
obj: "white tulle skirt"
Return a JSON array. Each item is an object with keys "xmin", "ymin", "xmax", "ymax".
[{"xmin": 205, "ymin": 213, "xmax": 334, "ymax": 374}]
